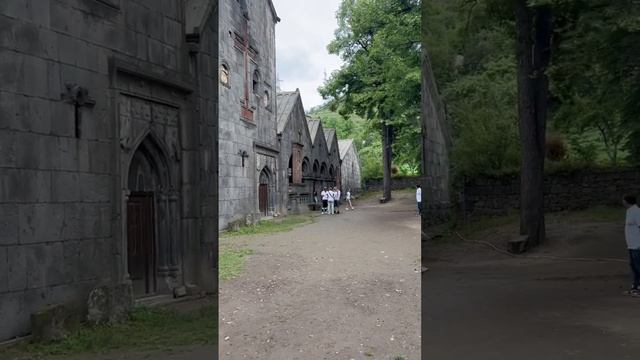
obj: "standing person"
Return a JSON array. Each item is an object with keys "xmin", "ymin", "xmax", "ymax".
[
  {"xmin": 416, "ymin": 184, "xmax": 423, "ymax": 216},
  {"xmin": 346, "ymin": 189, "xmax": 354, "ymax": 210},
  {"xmin": 327, "ymin": 187, "xmax": 335, "ymax": 215},
  {"xmin": 623, "ymin": 194, "xmax": 640, "ymax": 296},
  {"xmin": 321, "ymin": 187, "xmax": 328, "ymax": 214},
  {"xmin": 335, "ymin": 187, "xmax": 341, "ymax": 214}
]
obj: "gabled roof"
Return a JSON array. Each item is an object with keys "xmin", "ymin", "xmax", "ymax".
[
  {"xmin": 276, "ymin": 90, "xmax": 300, "ymax": 134},
  {"xmin": 338, "ymin": 139, "xmax": 355, "ymax": 161},
  {"xmin": 324, "ymin": 128, "xmax": 337, "ymax": 150},
  {"xmin": 306, "ymin": 117, "xmax": 321, "ymax": 144}
]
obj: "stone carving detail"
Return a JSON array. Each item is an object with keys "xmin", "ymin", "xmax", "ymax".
[
  {"xmin": 119, "ymin": 96, "xmax": 132, "ymax": 150},
  {"xmin": 119, "ymin": 95, "xmax": 180, "ymax": 155},
  {"xmin": 166, "ymin": 127, "xmax": 180, "ymax": 161}
]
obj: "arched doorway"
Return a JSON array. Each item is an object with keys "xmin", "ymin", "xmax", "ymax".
[
  {"xmin": 259, "ymin": 167, "xmax": 271, "ymax": 216},
  {"xmin": 127, "ymin": 135, "xmax": 171, "ymax": 297}
]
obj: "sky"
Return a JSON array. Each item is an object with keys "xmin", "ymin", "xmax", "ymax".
[{"xmin": 271, "ymin": 0, "xmax": 344, "ymax": 112}]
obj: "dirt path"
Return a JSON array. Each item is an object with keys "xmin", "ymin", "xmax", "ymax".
[
  {"xmin": 424, "ymin": 220, "xmax": 640, "ymax": 359},
  {"xmin": 219, "ymin": 191, "xmax": 421, "ymax": 359}
]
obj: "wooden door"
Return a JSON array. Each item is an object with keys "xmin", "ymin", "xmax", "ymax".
[
  {"xmin": 127, "ymin": 193, "xmax": 156, "ymax": 295},
  {"xmin": 259, "ymin": 184, "xmax": 268, "ymax": 216}
]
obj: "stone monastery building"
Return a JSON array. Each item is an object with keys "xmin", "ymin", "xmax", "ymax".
[{"xmin": 0, "ymin": 0, "xmax": 359, "ymax": 341}]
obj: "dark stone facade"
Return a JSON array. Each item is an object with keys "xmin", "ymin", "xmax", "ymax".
[
  {"xmin": 276, "ymin": 90, "xmax": 343, "ymax": 215},
  {"xmin": 462, "ymin": 168, "xmax": 640, "ymax": 217},
  {"xmin": 421, "ymin": 48, "xmax": 450, "ymax": 229},
  {"xmin": 217, "ymin": 0, "xmax": 280, "ymax": 230},
  {"xmin": 0, "ymin": 0, "xmax": 218, "ymax": 341}
]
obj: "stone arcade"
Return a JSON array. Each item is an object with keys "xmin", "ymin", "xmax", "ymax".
[
  {"xmin": 276, "ymin": 90, "xmax": 343, "ymax": 215},
  {"xmin": 0, "ymin": 0, "xmax": 218, "ymax": 341}
]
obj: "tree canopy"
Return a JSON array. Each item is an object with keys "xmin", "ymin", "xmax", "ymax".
[
  {"xmin": 318, "ymin": 0, "xmax": 422, "ymax": 190},
  {"xmin": 425, "ymin": 0, "xmax": 640, "ymax": 178}
]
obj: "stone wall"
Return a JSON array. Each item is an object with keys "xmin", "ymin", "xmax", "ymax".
[
  {"xmin": 365, "ymin": 176, "xmax": 426, "ymax": 192},
  {"xmin": 421, "ymin": 48, "xmax": 450, "ymax": 228},
  {"xmin": 218, "ymin": 0, "xmax": 279, "ymax": 230},
  {"xmin": 462, "ymin": 168, "xmax": 640, "ymax": 217},
  {"xmin": 0, "ymin": 0, "xmax": 218, "ymax": 341}
]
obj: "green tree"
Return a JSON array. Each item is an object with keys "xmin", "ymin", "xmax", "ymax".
[{"xmin": 320, "ymin": 0, "xmax": 421, "ymax": 200}]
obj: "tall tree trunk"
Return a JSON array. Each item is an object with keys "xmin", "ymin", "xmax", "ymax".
[
  {"xmin": 382, "ymin": 123, "xmax": 393, "ymax": 201},
  {"xmin": 515, "ymin": 0, "xmax": 552, "ymax": 249}
]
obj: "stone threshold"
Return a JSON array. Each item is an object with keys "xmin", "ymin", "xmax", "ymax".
[
  {"xmin": 134, "ymin": 294, "xmax": 202, "ymax": 308},
  {"xmin": 0, "ymin": 335, "xmax": 32, "ymax": 349}
]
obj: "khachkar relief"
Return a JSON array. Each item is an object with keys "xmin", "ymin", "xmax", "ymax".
[{"xmin": 119, "ymin": 95, "xmax": 180, "ymax": 161}]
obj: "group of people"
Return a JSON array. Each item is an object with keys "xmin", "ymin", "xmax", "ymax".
[{"xmin": 314, "ymin": 187, "xmax": 354, "ymax": 215}]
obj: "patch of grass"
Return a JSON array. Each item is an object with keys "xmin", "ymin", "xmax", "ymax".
[
  {"xmin": 392, "ymin": 357, "xmax": 406, "ymax": 360},
  {"xmin": 436, "ymin": 212, "xmax": 519, "ymax": 243},
  {"xmin": 8, "ymin": 305, "xmax": 216, "ymax": 358},
  {"xmin": 219, "ymin": 247, "xmax": 253, "ymax": 281},
  {"xmin": 221, "ymin": 215, "xmax": 313, "ymax": 238}
]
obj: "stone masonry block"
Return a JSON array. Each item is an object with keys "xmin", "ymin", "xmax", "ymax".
[
  {"xmin": 0, "ymin": 204, "xmax": 18, "ymax": 246},
  {"xmin": 51, "ymin": 101, "xmax": 75, "ymax": 137},
  {"xmin": 17, "ymin": 54, "xmax": 48, "ymax": 98},
  {"xmin": 0, "ymin": 292, "xmax": 30, "ymax": 340},
  {"xmin": 16, "ymin": 95, "xmax": 51, "ymax": 134},
  {"xmin": 52, "ymin": 171, "xmax": 80, "ymax": 202},
  {"xmin": 19, "ymin": 169, "xmax": 52, "ymax": 203},
  {"xmin": 80, "ymin": 173, "xmax": 111, "ymax": 202},
  {"xmin": 88, "ymin": 141, "xmax": 113, "ymax": 174},
  {"xmin": 24, "ymin": 243, "xmax": 65, "ymax": 289},
  {"xmin": 0, "ymin": 50, "xmax": 21, "ymax": 93},
  {"xmin": 7, "ymin": 245, "xmax": 27, "ymax": 291},
  {"xmin": 28, "ymin": 0, "xmax": 51, "ymax": 27},
  {"xmin": 0, "ymin": 1, "xmax": 29, "ymax": 21},
  {"xmin": 0, "ymin": 130, "xmax": 17, "ymax": 167},
  {"xmin": 0, "ymin": 15, "xmax": 17, "ymax": 50},
  {"xmin": 0, "ymin": 247, "xmax": 7, "ymax": 292},
  {"xmin": 14, "ymin": 21, "xmax": 41, "ymax": 56},
  {"xmin": 19, "ymin": 203, "xmax": 65, "ymax": 244}
]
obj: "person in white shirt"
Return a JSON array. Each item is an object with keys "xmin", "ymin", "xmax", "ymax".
[
  {"xmin": 327, "ymin": 188, "xmax": 335, "ymax": 215},
  {"xmin": 346, "ymin": 189, "xmax": 354, "ymax": 210},
  {"xmin": 623, "ymin": 194, "xmax": 640, "ymax": 296},
  {"xmin": 335, "ymin": 187, "xmax": 341, "ymax": 214},
  {"xmin": 416, "ymin": 184, "xmax": 423, "ymax": 216},
  {"xmin": 321, "ymin": 187, "xmax": 328, "ymax": 214}
]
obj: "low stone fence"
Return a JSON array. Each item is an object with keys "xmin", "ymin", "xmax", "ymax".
[
  {"xmin": 364, "ymin": 176, "xmax": 426, "ymax": 192},
  {"xmin": 462, "ymin": 168, "xmax": 640, "ymax": 217}
]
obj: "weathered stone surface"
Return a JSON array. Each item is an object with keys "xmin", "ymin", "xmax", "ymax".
[
  {"xmin": 31, "ymin": 303, "xmax": 81, "ymax": 342},
  {"xmin": 19, "ymin": 204, "xmax": 65, "ymax": 244},
  {"xmin": 87, "ymin": 283, "xmax": 133, "ymax": 324},
  {"xmin": 421, "ymin": 48, "xmax": 451, "ymax": 229},
  {"xmin": 463, "ymin": 168, "xmax": 640, "ymax": 217},
  {"xmin": 1, "ymin": 0, "xmax": 221, "ymax": 342}
]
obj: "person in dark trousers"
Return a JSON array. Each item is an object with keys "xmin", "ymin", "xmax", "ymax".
[
  {"xmin": 416, "ymin": 184, "xmax": 423, "ymax": 216},
  {"xmin": 623, "ymin": 194, "xmax": 640, "ymax": 296},
  {"xmin": 321, "ymin": 187, "xmax": 328, "ymax": 214}
]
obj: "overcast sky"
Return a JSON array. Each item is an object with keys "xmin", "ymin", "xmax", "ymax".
[{"xmin": 272, "ymin": 0, "xmax": 344, "ymax": 112}]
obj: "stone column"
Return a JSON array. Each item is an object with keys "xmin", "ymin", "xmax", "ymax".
[
  {"xmin": 156, "ymin": 191, "xmax": 170, "ymax": 279},
  {"xmin": 168, "ymin": 189, "xmax": 180, "ymax": 277}
]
